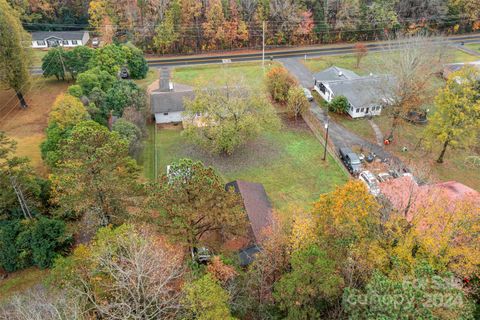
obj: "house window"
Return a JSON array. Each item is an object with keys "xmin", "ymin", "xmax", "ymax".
[
  {"xmin": 356, "ymin": 108, "xmax": 359, "ymax": 113},
  {"xmin": 37, "ymin": 40, "xmax": 46, "ymax": 46},
  {"xmin": 163, "ymin": 112, "xmax": 168, "ymax": 116},
  {"xmin": 319, "ymin": 83, "xmax": 327, "ymax": 94},
  {"xmin": 361, "ymin": 108, "xmax": 364, "ymax": 112},
  {"xmin": 62, "ymin": 40, "xmax": 69, "ymax": 45},
  {"xmin": 72, "ymin": 40, "xmax": 78, "ymax": 45}
]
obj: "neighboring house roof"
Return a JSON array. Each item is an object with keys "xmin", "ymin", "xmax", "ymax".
[
  {"xmin": 226, "ymin": 180, "xmax": 273, "ymax": 244},
  {"xmin": 313, "ymin": 66, "xmax": 361, "ymax": 82},
  {"xmin": 326, "ymin": 76, "xmax": 394, "ymax": 108},
  {"xmin": 31, "ymin": 31, "xmax": 88, "ymax": 41},
  {"xmin": 380, "ymin": 175, "xmax": 480, "ymax": 220},
  {"xmin": 150, "ymin": 90, "xmax": 195, "ymax": 114}
]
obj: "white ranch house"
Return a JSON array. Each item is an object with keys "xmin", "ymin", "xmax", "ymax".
[
  {"xmin": 31, "ymin": 31, "xmax": 90, "ymax": 48},
  {"xmin": 313, "ymin": 66, "xmax": 393, "ymax": 119}
]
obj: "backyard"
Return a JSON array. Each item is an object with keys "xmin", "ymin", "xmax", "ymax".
[{"xmin": 141, "ymin": 120, "xmax": 349, "ymax": 213}]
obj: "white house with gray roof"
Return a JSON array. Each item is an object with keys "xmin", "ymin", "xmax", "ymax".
[
  {"xmin": 313, "ymin": 66, "xmax": 392, "ymax": 119},
  {"xmin": 30, "ymin": 31, "xmax": 90, "ymax": 48},
  {"xmin": 151, "ymin": 69, "xmax": 194, "ymax": 124}
]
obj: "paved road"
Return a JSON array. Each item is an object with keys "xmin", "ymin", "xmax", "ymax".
[
  {"xmin": 279, "ymin": 57, "xmax": 406, "ymax": 170},
  {"xmin": 147, "ymin": 33, "xmax": 480, "ymax": 67}
]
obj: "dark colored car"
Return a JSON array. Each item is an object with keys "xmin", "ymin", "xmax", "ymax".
[
  {"xmin": 339, "ymin": 147, "xmax": 362, "ymax": 174},
  {"xmin": 119, "ymin": 66, "xmax": 129, "ymax": 79}
]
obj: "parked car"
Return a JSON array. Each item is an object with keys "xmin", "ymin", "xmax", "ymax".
[
  {"xmin": 303, "ymin": 87, "xmax": 314, "ymax": 101},
  {"xmin": 92, "ymin": 37, "xmax": 100, "ymax": 47},
  {"xmin": 339, "ymin": 147, "xmax": 362, "ymax": 175},
  {"xmin": 191, "ymin": 247, "xmax": 212, "ymax": 264},
  {"xmin": 119, "ymin": 66, "xmax": 129, "ymax": 79},
  {"xmin": 358, "ymin": 171, "xmax": 381, "ymax": 196}
]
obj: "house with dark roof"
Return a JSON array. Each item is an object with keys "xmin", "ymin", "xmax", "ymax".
[
  {"xmin": 442, "ymin": 60, "xmax": 480, "ymax": 79},
  {"xmin": 150, "ymin": 68, "xmax": 194, "ymax": 124},
  {"xmin": 313, "ymin": 66, "xmax": 394, "ymax": 119},
  {"xmin": 30, "ymin": 31, "xmax": 90, "ymax": 48},
  {"xmin": 225, "ymin": 180, "xmax": 273, "ymax": 266}
]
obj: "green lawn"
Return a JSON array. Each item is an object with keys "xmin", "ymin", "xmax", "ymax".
[
  {"xmin": 172, "ymin": 61, "xmax": 279, "ymax": 87},
  {"xmin": 464, "ymin": 43, "xmax": 480, "ymax": 53},
  {"xmin": 141, "ymin": 123, "xmax": 349, "ymax": 212},
  {"xmin": 303, "ymin": 48, "xmax": 479, "ymax": 73}
]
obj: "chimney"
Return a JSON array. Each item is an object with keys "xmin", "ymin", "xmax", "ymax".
[{"xmin": 159, "ymin": 68, "xmax": 171, "ymax": 92}]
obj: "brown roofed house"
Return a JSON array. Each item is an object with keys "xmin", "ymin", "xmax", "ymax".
[{"xmin": 225, "ymin": 180, "xmax": 273, "ymax": 266}]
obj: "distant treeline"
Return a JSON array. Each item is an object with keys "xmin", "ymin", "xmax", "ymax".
[{"xmin": 9, "ymin": 0, "xmax": 480, "ymax": 53}]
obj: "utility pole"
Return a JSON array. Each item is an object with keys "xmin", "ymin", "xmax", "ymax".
[
  {"xmin": 58, "ymin": 48, "xmax": 67, "ymax": 81},
  {"xmin": 322, "ymin": 117, "xmax": 330, "ymax": 161},
  {"xmin": 262, "ymin": 20, "xmax": 265, "ymax": 70},
  {"xmin": 10, "ymin": 175, "xmax": 32, "ymax": 219}
]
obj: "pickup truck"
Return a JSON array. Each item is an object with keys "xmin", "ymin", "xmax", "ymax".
[{"xmin": 339, "ymin": 147, "xmax": 362, "ymax": 175}]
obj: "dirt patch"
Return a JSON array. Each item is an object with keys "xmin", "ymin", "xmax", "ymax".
[{"xmin": 180, "ymin": 136, "xmax": 282, "ymax": 173}]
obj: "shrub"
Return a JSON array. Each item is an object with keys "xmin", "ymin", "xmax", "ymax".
[
  {"xmin": 67, "ymin": 85, "xmax": 83, "ymax": 98},
  {"xmin": 126, "ymin": 46, "xmax": 149, "ymax": 79},
  {"xmin": 328, "ymin": 96, "xmax": 350, "ymax": 114},
  {"xmin": 265, "ymin": 67, "xmax": 297, "ymax": 103}
]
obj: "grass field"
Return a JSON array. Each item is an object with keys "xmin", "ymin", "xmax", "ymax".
[
  {"xmin": 303, "ymin": 48, "xmax": 479, "ymax": 74},
  {"xmin": 141, "ymin": 121, "xmax": 349, "ymax": 212},
  {"xmin": 465, "ymin": 43, "xmax": 480, "ymax": 53},
  {"xmin": 0, "ymin": 77, "xmax": 69, "ymax": 175},
  {"xmin": 172, "ymin": 61, "xmax": 279, "ymax": 87}
]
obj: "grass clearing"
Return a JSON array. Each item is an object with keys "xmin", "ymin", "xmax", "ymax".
[
  {"xmin": 0, "ymin": 77, "xmax": 68, "ymax": 175},
  {"xmin": 172, "ymin": 61, "xmax": 279, "ymax": 87},
  {"xmin": 0, "ymin": 268, "xmax": 49, "ymax": 301},
  {"xmin": 141, "ymin": 121, "xmax": 349, "ymax": 212},
  {"xmin": 134, "ymin": 69, "xmax": 159, "ymax": 90}
]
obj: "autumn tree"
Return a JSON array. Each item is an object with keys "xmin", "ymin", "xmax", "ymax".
[
  {"xmin": 183, "ymin": 79, "xmax": 280, "ymax": 155},
  {"xmin": 374, "ymin": 34, "xmax": 448, "ymax": 139},
  {"xmin": 112, "ymin": 118, "xmax": 144, "ymax": 158},
  {"xmin": 153, "ymin": 2, "xmax": 179, "ymax": 54},
  {"xmin": 41, "ymin": 94, "xmax": 89, "ymax": 168},
  {"xmin": 148, "ymin": 159, "xmax": 246, "ymax": 248},
  {"xmin": 182, "ymin": 274, "xmax": 236, "ymax": 320},
  {"xmin": 52, "ymin": 224, "xmax": 183, "ymax": 319},
  {"xmin": 0, "ymin": 0, "xmax": 32, "ymax": 108},
  {"xmin": 51, "ymin": 121, "xmax": 139, "ymax": 226},
  {"xmin": 265, "ymin": 67, "xmax": 298, "ymax": 103},
  {"xmin": 425, "ymin": 67, "xmax": 480, "ymax": 163},
  {"xmin": 202, "ymin": 0, "xmax": 226, "ymax": 50},
  {"xmin": 273, "ymin": 244, "xmax": 344, "ymax": 319},
  {"xmin": 353, "ymin": 42, "xmax": 368, "ymax": 68},
  {"xmin": 286, "ymin": 86, "xmax": 309, "ymax": 122}
]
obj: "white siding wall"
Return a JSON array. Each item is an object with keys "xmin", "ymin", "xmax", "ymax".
[
  {"xmin": 154, "ymin": 112, "xmax": 183, "ymax": 124},
  {"xmin": 32, "ymin": 41, "xmax": 48, "ymax": 48},
  {"xmin": 347, "ymin": 105, "xmax": 382, "ymax": 118}
]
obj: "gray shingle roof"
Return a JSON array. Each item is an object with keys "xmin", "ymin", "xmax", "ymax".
[
  {"xmin": 313, "ymin": 66, "xmax": 361, "ymax": 82},
  {"xmin": 151, "ymin": 90, "xmax": 195, "ymax": 113},
  {"xmin": 31, "ymin": 31, "xmax": 88, "ymax": 41},
  {"xmin": 326, "ymin": 76, "xmax": 393, "ymax": 108}
]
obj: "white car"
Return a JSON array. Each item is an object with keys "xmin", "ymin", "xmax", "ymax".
[
  {"xmin": 303, "ymin": 87, "xmax": 313, "ymax": 101},
  {"xmin": 359, "ymin": 171, "xmax": 381, "ymax": 196}
]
